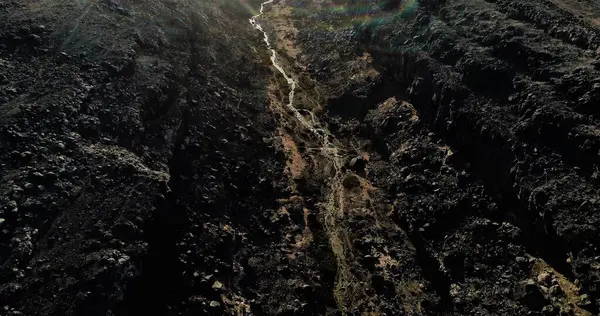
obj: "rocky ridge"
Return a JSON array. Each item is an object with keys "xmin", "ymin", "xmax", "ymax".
[{"xmin": 1, "ymin": 0, "xmax": 600, "ymax": 315}]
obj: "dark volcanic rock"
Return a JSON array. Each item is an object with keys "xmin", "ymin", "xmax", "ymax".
[
  {"xmin": 289, "ymin": 0, "xmax": 600, "ymax": 314},
  {"xmin": 2, "ymin": 0, "xmax": 600, "ymax": 315},
  {"xmin": 0, "ymin": 0, "xmax": 298, "ymax": 315}
]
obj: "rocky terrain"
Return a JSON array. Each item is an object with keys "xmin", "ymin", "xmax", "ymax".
[{"xmin": 1, "ymin": 0, "xmax": 600, "ymax": 315}]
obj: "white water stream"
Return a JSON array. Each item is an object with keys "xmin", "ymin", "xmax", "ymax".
[
  {"xmin": 249, "ymin": 1, "xmax": 341, "ymax": 166},
  {"xmin": 250, "ymin": 4, "xmax": 355, "ymax": 296}
]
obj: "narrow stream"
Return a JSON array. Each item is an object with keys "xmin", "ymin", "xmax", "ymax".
[
  {"xmin": 250, "ymin": 5, "xmax": 360, "ymax": 307},
  {"xmin": 250, "ymin": 0, "xmax": 305, "ymax": 128},
  {"xmin": 249, "ymin": 0, "xmax": 341, "ymax": 167}
]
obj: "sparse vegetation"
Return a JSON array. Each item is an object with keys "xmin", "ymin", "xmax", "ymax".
[{"xmin": 3, "ymin": 0, "xmax": 600, "ymax": 315}]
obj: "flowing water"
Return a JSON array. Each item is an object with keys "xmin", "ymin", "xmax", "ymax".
[
  {"xmin": 249, "ymin": 0, "xmax": 341, "ymax": 168},
  {"xmin": 250, "ymin": 3, "xmax": 371, "ymax": 309}
]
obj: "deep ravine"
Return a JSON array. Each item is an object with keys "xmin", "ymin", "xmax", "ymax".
[
  {"xmin": 3, "ymin": 0, "xmax": 600, "ymax": 314},
  {"xmin": 248, "ymin": 2, "xmax": 423, "ymax": 313}
]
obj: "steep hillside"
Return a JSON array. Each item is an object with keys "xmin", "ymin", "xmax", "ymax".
[
  {"xmin": 0, "ymin": 0, "xmax": 288, "ymax": 315},
  {"xmin": 1, "ymin": 0, "xmax": 600, "ymax": 315}
]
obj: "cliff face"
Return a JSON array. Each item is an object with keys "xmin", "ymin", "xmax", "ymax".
[{"xmin": 1, "ymin": 0, "xmax": 600, "ymax": 315}]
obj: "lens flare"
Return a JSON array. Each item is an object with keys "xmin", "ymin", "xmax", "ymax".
[
  {"xmin": 289, "ymin": 0, "xmax": 419, "ymax": 30},
  {"xmin": 245, "ymin": 0, "xmax": 422, "ymax": 57},
  {"xmin": 239, "ymin": 0, "xmax": 259, "ymax": 16}
]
